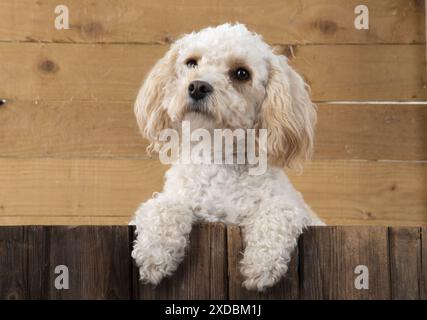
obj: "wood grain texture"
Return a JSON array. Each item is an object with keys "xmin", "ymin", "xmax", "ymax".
[
  {"xmin": 314, "ymin": 104, "xmax": 427, "ymax": 161},
  {"xmin": 422, "ymin": 228, "xmax": 427, "ymax": 299},
  {"xmin": 29, "ymin": 226, "xmax": 131, "ymax": 299},
  {"xmin": 227, "ymin": 226, "xmax": 299, "ymax": 299},
  {"xmin": 135, "ymin": 223, "xmax": 228, "ymax": 299},
  {"xmin": 0, "ymin": 44, "xmax": 425, "ymax": 102},
  {"xmin": 286, "ymin": 44, "xmax": 427, "ymax": 101},
  {"xmin": 0, "ymin": 0, "xmax": 424, "ymax": 44},
  {"xmin": 0, "ymin": 225, "xmax": 425, "ymax": 299},
  {"xmin": 0, "ymin": 159, "xmax": 426, "ymax": 226},
  {"xmin": 389, "ymin": 227, "xmax": 422, "ymax": 299},
  {"xmin": 0, "ymin": 216, "xmax": 132, "ymax": 226},
  {"xmin": 287, "ymin": 160, "xmax": 427, "ymax": 226},
  {"xmin": 0, "ymin": 227, "xmax": 27, "ymax": 299},
  {"xmin": 2, "ymin": 102, "xmax": 426, "ymax": 161},
  {"xmin": 0, "ymin": 158, "xmax": 168, "ymax": 219},
  {"xmin": 0, "ymin": 100, "xmax": 146, "ymax": 159},
  {"xmin": 300, "ymin": 226, "xmax": 390, "ymax": 299}
]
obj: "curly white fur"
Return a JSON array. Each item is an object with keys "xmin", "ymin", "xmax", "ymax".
[{"xmin": 131, "ymin": 23, "xmax": 324, "ymax": 291}]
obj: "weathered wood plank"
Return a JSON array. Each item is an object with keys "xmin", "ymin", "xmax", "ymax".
[
  {"xmin": 0, "ymin": 227, "xmax": 27, "ymax": 299},
  {"xmin": 422, "ymin": 228, "xmax": 427, "ymax": 300},
  {"xmin": 0, "ymin": 44, "xmax": 425, "ymax": 102},
  {"xmin": 26, "ymin": 226, "xmax": 49, "ymax": 299},
  {"xmin": 0, "ymin": 0, "xmax": 424, "ymax": 44},
  {"xmin": 300, "ymin": 226, "xmax": 390, "ymax": 299},
  {"xmin": 34, "ymin": 226, "xmax": 131, "ymax": 299},
  {"xmin": 227, "ymin": 226, "xmax": 299, "ymax": 299},
  {"xmin": 2, "ymin": 102, "xmax": 427, "ymax": 161},
  {"xmin": 389, "ymin": 227, "xmax": 422, "ymax": 299},
  {"xmin": 135, "ymin": 223, "xmax": 228, "ymax": 299},
  {"xmin": 286, "ymin": 44, "xmax": 427, "ymax": 101},
  {"xmin": 0, "ymin": 216, "xmax": 134, "ymax": 226},
  {"xmin": 0, "ymin": 159, "xmax": 426, "ymax": 226},
  {"xmin": 299, "ymin": 227, "xmax": 335, "ymax": 299},
  {"xmin": 314, "ymin": 104, "xmax": 427, "ymax": 161},
  {"xmin": 335, "ymin": 227, "xmax": 390, "ymax": 299},
  {"xmin": 288, "ymin": 161, "xmax": 427, "ymax": 226},
  {"xmin": 0, "ymin": 158, "xmax": 167, "ymax": 218},
  {"xmin": 0, "ymin": 100, "xmax": 146, "ymax": 159},
  {"xmin": 0, "ymin": 225, "xmax": 425, "ymax": 299},
  {"xmin": 209, "ymin": 223, "xmax": 228, "ymax": 299}
]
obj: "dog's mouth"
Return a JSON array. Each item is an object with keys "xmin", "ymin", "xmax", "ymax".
[{"xmin": 186, "ymin": 102, "xmax": 211, "ymax": 116}]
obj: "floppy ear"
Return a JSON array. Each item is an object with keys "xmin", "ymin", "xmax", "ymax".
[
  {"xmin": 134, "ymin": 47, "xmax": 178, "ymax": 154},
  {"xmin": 257, "ymin": 54, "xmax": 316, "ymax": 168}
]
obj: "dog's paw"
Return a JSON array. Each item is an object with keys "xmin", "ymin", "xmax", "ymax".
[
  {"xmin": 132, "ymin": 243, "xmax": 178, "ymax": 285},
  {"xmin": 240, "ymin": 256, "xmax": 288, "ymax": 291}
]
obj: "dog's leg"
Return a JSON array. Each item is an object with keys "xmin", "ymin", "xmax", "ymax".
[
  {"xmin": 239, "ymin": 204, "xmax": 309, "ymax": 291},
  {"xmin": 131, "ymin": 194, "xmax": 193, "ymax": 285}
]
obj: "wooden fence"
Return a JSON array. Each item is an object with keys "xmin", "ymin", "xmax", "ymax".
[
  {"xmin": 0, "ymin": 225, "xmax": 426, "ymax": 299},
  {"xmin": 0, "ymin": 0, "xmax": 426, "ymax": 227}
]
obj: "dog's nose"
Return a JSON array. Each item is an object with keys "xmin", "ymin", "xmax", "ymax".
[{"xmin": 188, "ymin": 81, "xmax": 213, "ymax": 101}]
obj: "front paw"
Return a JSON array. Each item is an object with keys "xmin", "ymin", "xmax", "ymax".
[
  {"xmin": 132, "ymin": 241, "xmax": 179, "ymax": 285},
  {"xmin": 240, "ymin": 255, "xmax": 288, "ymax": 291}
]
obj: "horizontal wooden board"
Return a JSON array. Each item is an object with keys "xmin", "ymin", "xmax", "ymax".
[
  {"xmin": 0, "ymin": 158, "xmax": 168, "ymax": 220},
  {"xmin": 1, "ymin": 102, "xmax": 426, "ymax": 160},
  {"xmin": 314, "ymin": 104, "xmax": 427, "ymax": 161},
  {"xmin": 0, "ymin": 159, "xmax": 426, "ymax": 226},
  {"xmin": 0, "ymin": 0, "xmax": 424, "ymax": 44},
  {"xmin": 291, "ymin": 161, "xmax": 427, "ymax": 226},
  {"xmin": 287, "ymin": 44, "xmax": 427, "ymax": 101},
  {"xmin": 0, "ymin": 216, "xmax": 131, "ymax": 226},
  {"xmin": 0, "ymin": 100, "xmax": 146, "ymax": 159},
  {"xmin": 0, "ymin": 44, "xmax": 425, "ymax": 102}
]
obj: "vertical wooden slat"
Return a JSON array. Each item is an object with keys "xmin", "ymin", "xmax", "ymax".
[
  {"xmin": 389, "ymin": 227, "xmax": 422, "ymax": 300},
  {"xmin": 0, "ymin": 227, "xmax": 27, "ymax": 299},
  {"xmin": 301, "ymin": 226, "xmax": 390, "ymax": 299},
  {"xmin": 421, "ymin": 227, "xmax": 427, "ymax": 300},
  {"xmin": 36, "ymin": 226, "xmax": 131, "ymax": 299},
  {"xmin": 135, "ymin": 223, "xmax": 228, "ymax": 299},
  {"xmin": 26, "ymin": 226, "xmax": 49, "ymax": 299},
  {"xmin": 227, "ymin": 226, "xmax": 299, "ymax": 299},
  {"xmin": 299, "ymin": 226, "xmax": 336, "ymax": 299},
  {"xmin": 209, "ymin": 223, "xmax": 228, "ymax": 299},
  {"xmin": 226, "ymin": 226, "xmax": 242, "ymax": 299}
]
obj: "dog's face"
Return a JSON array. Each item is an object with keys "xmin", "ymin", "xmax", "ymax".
[
  {"xmin": 135, "ymin": 23, "xmax": 316, "ymax": 167},
  {"xmin": 168, "ymin": 26, "xmax": 270, "ymax": 131}
]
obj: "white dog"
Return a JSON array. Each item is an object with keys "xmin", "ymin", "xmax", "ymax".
[{"xmin": 131, "ymin": 23, "xmax": 323, "ymax": 291}]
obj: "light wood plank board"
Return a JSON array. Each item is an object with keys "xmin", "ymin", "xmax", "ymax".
[
  {"xmin": 0, "ymin": 44, "xmax": 425, "ymax": 102},
  {"xmin": 0, "ymin": 159, "xmax": 426, "ymax": 226},
  {"xmin": 0, "ymin": 0, "xmax": 424, "ymax": 44},
  {"xmin": 1, "ymin": 101, "xmax": 426, "ymax": 160}
]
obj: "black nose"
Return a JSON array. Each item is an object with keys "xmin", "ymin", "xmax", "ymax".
[{"xmin": 188, "ymin": 81, "xmax": 213, "ymax": 101}]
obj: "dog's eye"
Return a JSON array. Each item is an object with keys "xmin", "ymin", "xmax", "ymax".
[
  {"xmin": 234, "ymin": 68, "xmax": 250, "ymax": 81},
  {"xmin": 186, "ymin": 59, "xmax": 198, "ymax": 68}
]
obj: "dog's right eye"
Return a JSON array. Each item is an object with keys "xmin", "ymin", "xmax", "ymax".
[{"xmin": 186, "ymin": 59, "xmax": 198, "ymax": 68}]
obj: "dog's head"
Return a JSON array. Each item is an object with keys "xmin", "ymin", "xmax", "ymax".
[{"xmin": 135, "ymin": 23, "xmax": 316, "ymax": 168}]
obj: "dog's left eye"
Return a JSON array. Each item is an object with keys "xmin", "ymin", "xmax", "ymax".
[
  {"xmin": 234, "ymin": 68, "xmax": 250, "ymax": 81},
  {"xmin": 186, "ymin": 59, "xmax": 198, "ymax": 68}
]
